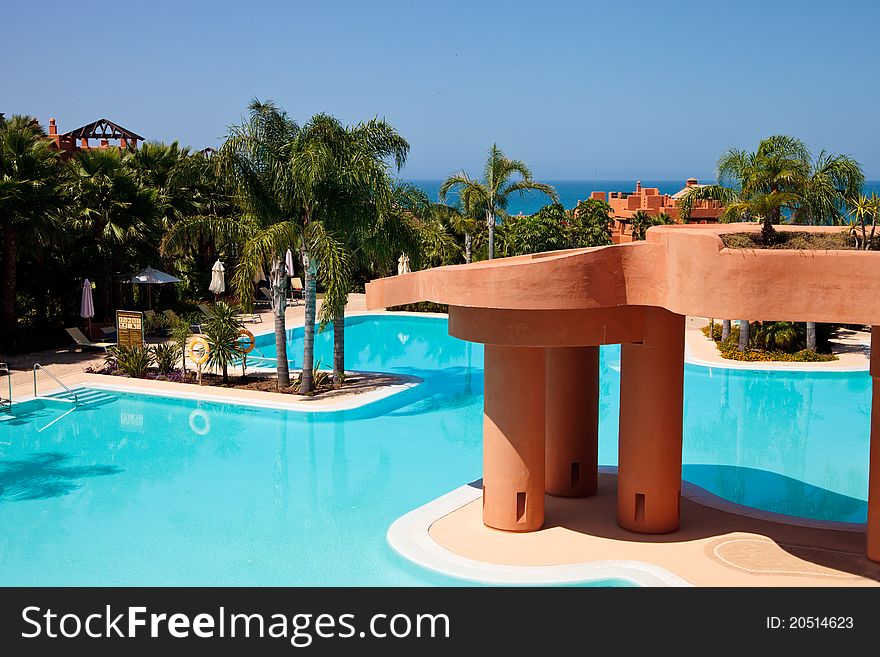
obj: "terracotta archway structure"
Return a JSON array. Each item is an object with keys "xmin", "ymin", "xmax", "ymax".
[{"xmin": 366, "ymin": 225, "xmax": 880, "ymax": 560}]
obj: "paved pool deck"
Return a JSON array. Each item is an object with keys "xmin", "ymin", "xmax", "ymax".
[{"xmin": 414, "ymin": 471, "xmax": 880, "ymax": 587}]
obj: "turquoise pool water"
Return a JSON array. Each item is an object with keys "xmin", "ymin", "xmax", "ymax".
[{"xmin": 0, "ymin": 315, "xmax": 871, "ymax": 585}]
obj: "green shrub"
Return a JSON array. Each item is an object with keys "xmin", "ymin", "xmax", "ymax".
[
  {"xmin": 152, "ymin": 342, "xmax": 182, "ymax": 374},
  {"xmin": 144, "ymin": 313, "xmax": 169, "ymax": 336},
  {"xmin": 720, "ymin": 231, "xmax": 854, "ymax": 250},
  {"xmin": 387, "ymin": 302, "xmax": 449, "ymax": 313},
  {"xmin": 701, "ymin": 321, "xmax": 837, "ymax": 362},
  {"xmin": 202, "ymin": 301, "xmax": 243, "ymax": 384},
  {"xmin": 105, "ymin": 345, "xmax": 154, "ymax": 377}
]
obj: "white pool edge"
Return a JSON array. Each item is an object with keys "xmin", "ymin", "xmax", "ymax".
[
  {"xmin": 388, "ymin": 464, "xmax": 866, "ymax": 587},
  {"xmin": 387, "ymin": 483, "xmax": 693, "ymax": 588}
]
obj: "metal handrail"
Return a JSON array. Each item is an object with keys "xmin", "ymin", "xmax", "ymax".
[
  {"xmin": 0, "ymin": 363, "xmax": 11, "ymax": 409},
  {"xmin": 33, "ymin": 363, "xmax": 78, "ymax": 405}
]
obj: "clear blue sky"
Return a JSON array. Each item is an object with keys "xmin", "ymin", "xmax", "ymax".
[{"xmin": 4, "ymin": 0, "xmax": 879, "ymax": 179}]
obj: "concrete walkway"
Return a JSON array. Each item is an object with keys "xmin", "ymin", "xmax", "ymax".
[
  {"xmin": 428, "ymin": 472, "xmax": 879, "ymax": 587},
  {"xmin": 0, "ymin": 294, "xmax": 376, "ymax": 389},
  {"xmin": 685, "ymin": 317, "xmax": 871, "ymax": 371}
]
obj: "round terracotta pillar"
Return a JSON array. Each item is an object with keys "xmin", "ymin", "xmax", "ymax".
[
  {"xmin": 617, "ymin": 308, "xmax": 685, "ymax": 534},
  {"xmin": 482, "ymin": 344, "xmax": 546, "ymax": 531},
  {"xmin": 868, "ymin": 326, "xmax": 880, "ymax": 562},
  {"xmin": 545, "ymin": 346, "xmax": 599, "ymax": 497}
]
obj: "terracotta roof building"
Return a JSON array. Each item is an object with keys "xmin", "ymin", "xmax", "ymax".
[
  {"xmin": 588, "ymin": 178, "xmax": 725, "ymax": 243},
  {"xmin": 48, "ymin": 117, "xmax": 144, "ymax": 159}
]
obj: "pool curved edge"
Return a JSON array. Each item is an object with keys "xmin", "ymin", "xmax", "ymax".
[
  {"xmin": 386, "ymin": 483, "xmax": 693, "ymax": 588},
  {"xmin": 390, "ymin": 465, "xmax": 868, "ymax": 587}
]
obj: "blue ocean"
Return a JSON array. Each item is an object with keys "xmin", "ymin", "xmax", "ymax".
[{"xmin": 409, "ymin": 179, "xmax": 880, "ymax": 216}]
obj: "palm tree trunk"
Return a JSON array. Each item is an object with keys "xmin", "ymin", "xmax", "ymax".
[
  {"xmin": 272, "ymin": 257, "xmax": 291, "ymax": 388},
  {"xmin": 300, "ymin": 251, "xmax": 318, "ymax": 394},
  {"xmin": 464, "ymin": 233, "xmax": 473, "ymax": 264},
  {"xmin": 333, "ymin": 306, "xmax": 344, "ymax": 388},
  {"xmin": 487, "ymin": 209, "xmax": 495, "ymax": 260},
  {"xmin": 738, "ymin": 320, "xmax": 750, "ymax": 352},
  {"xmin": 721, "ymin": 319, "xmax": 731, "ymax": 342},
  {"xmin": 806, "ymin": 322, "xmax": 817, "ymax": 351},
  {"xmin": 1, "ymin": 227, "xmax": 17, "ymax": 353}
]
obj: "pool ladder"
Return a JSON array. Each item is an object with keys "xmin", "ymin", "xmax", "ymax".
[
  {"xmin": 33, "ymin": 363, "xmax": 78, "ymax": 405},
  {"xmin": 0, "ymin": 363, "xmax": 11, "ymax": 414}
]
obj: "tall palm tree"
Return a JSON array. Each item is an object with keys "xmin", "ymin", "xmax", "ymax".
[
  {"xmin": 312, "ymin": 117, "xmax": 416, "ymax": 386},
  {"xmin": 439, "ymin": 144, "xmax": 557, "ymax": 259},
  {"xmin": 678, "ymin": 135, "xmax": 814, "ymax": 351},
  {"xmin": 162, "ymin": 102, "xmax": 349, "ymax": 393},
  {"xmin": 0, "ymin": 115, "xmax": 64, "ymax": 352},
  {"xmin": 794, "ymin": 151, "xmax": 863, "ymax": 349}
]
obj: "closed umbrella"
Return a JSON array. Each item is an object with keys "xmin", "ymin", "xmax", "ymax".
[
  {"xmin": 80, "ymin": 279, "xmax": 95, "ymax": 335},
  {"xmin": 209, "ymin": 259, "xmax": 226, "ymax": 296},
  {"xmin": 285, "ymin": 249, "xmax": 296, "ymax": 277},
  {"xmin": 397, "ymin": 254, "xmax": 411, "ymax": 275}
]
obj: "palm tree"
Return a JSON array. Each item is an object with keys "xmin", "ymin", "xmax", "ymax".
[
  {"xmin": 678, "ymin": 135, "xmax": 814, "ymax": 351},
  {"xmin": 847, "ymin": 193, "xmax": 878, "ymax": 251},
  {"xmin": 162, "ymin": 102, "xmax": 350, "ymax": 394},
  {"xmin": 202, "ymin": 301, "xmax": 244, "ymax": 384},
  {"xmin": 0, "ymin": 115, "xmax": 64, "ymax": 352},
  {"xmin": 794, "ymin": 151, "xmax": 863, "ymax": 349},
  {"xmin": 68, "ymin": 148, "xmax": 161, "ymax": 319},
  {"xmin": 439, "ymin": 144, "xmax": 558, "ymax": 259},
  {"xmin": 302, "ymin": 114, "xmax": 412, "ymax": 386}
]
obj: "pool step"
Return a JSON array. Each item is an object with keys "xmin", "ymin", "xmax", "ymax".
[{"xmin": 47, "ymin": 388, "xmax": 116, "ymax": 407}]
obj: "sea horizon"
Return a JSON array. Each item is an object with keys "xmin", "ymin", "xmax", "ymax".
[{"xmin": 408, "ymin": 178, "xmax": 880, "ymax": 216}]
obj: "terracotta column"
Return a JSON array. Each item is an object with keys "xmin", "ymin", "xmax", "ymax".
[
  {"xmin": 545, "ymin": 346, "xmax": 599, "ymax": 497},
  {"xmin": 482, "ymin": 344, "xmax": 546, "ymax": 531},
  {"xmin": 869, "ymin": 326, "xmax": 880, "ymax": 561},
  {"xmin": 617, "ymin": 308, "xmax": 685, "ymax": 533}
]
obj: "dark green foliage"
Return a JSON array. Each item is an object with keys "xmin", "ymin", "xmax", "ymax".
[
  {"xmin": 570, "ymin": 199, "xmax": 613, "ymax": 247},
  {"xmin": 152, "ymin": 341, "xmax": 182, "ymax": 374},
  {"xmin": 202, "ymin": 302, "xmax": 243, "ymax": 384},
  {"xmin": 105, "ymin": 345, "xmax": 154, "ymax": 377},
  {"xmin": 505, "ymin": 204, "xmax": 571, "ymax": 255},
  {"xmin": 387, "ymin": 302, "xmax": 449, "ymax": 313}
]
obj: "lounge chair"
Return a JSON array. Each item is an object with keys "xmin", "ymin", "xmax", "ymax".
[
  {"xmin": 289, "ymin": 277, "xmax": 304, "ymax": 306},
  {"xmin": 258, "ymin": 287, "xmax": 274, "ymax": 306},
  {"xmin": 236, "ymin": 310, "xmax": 263, "ymax": 324},
  {"xmin": 65, "ymin": 327, "xmax": 115, "ymax": 352},
  {"xmin": 163, "ymin": 309, "xmax": 202, "ymax": 334},
  {"xmin": 197, "ymin": 303, "xmax": 214, "ymax": 318}
]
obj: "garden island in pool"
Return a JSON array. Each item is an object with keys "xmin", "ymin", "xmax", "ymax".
[{"xmin": 1, "ymin": 308, "xmax": 878, "ymax": 586}]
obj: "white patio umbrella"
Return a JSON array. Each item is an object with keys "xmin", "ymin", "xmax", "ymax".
[
  {"xmin": 80, "ymin": 279, "xmax": 95, "ymax": 334},
  {"xmin": 397, "ymin": 254, "xmax": 411, "ymax": 275},
  {"xmin": 130, "ymin": 266, "xmax": 181, "ymax": 309},
  {"xmin": 209, "ymin": 259, "xmax": 226, "ymax": 296},
  {"xmin": 285, "ymin": 248, "xmax": 296, "ymax": 277}
]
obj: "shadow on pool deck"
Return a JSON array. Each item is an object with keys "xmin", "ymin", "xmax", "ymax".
[
  {"xmin": 432, "ymin": 472, "xmax": 880, "ymax": 586},
  {"xmin": 0, "ymin": 453, "xmax": 122, "ymax": 501}
]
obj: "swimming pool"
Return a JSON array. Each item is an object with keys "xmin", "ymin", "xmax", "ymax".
[{"xmin": 0, "ymin": 314, "xmax": 871, "ymax": 585}]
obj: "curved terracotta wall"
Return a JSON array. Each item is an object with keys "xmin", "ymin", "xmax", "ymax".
[{"xmin": 367, "ymin": 225, "xmax": 880, "ymax": 326}]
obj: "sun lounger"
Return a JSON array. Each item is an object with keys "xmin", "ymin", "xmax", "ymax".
[
  {"xmin": 235, "ymin": 311, "xmax": 263, "ymax": 324},
  {"xmin": 289, "ymin": 277, "xmax": 304, "ymax": 306},
  {"xmin": 65, "ymin": 327, "xmax": 115, "ymax": 352},
  {"xmin": 163, "ymin": 309, "xmax": 202, "ymax": 334},
  {"xmin": 258, "ymin": 288, "xmax": 274, "ymax": 307},
  {"xmin": 197, "ymin": 304, "xmax": 214, "ymax": 318}
]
